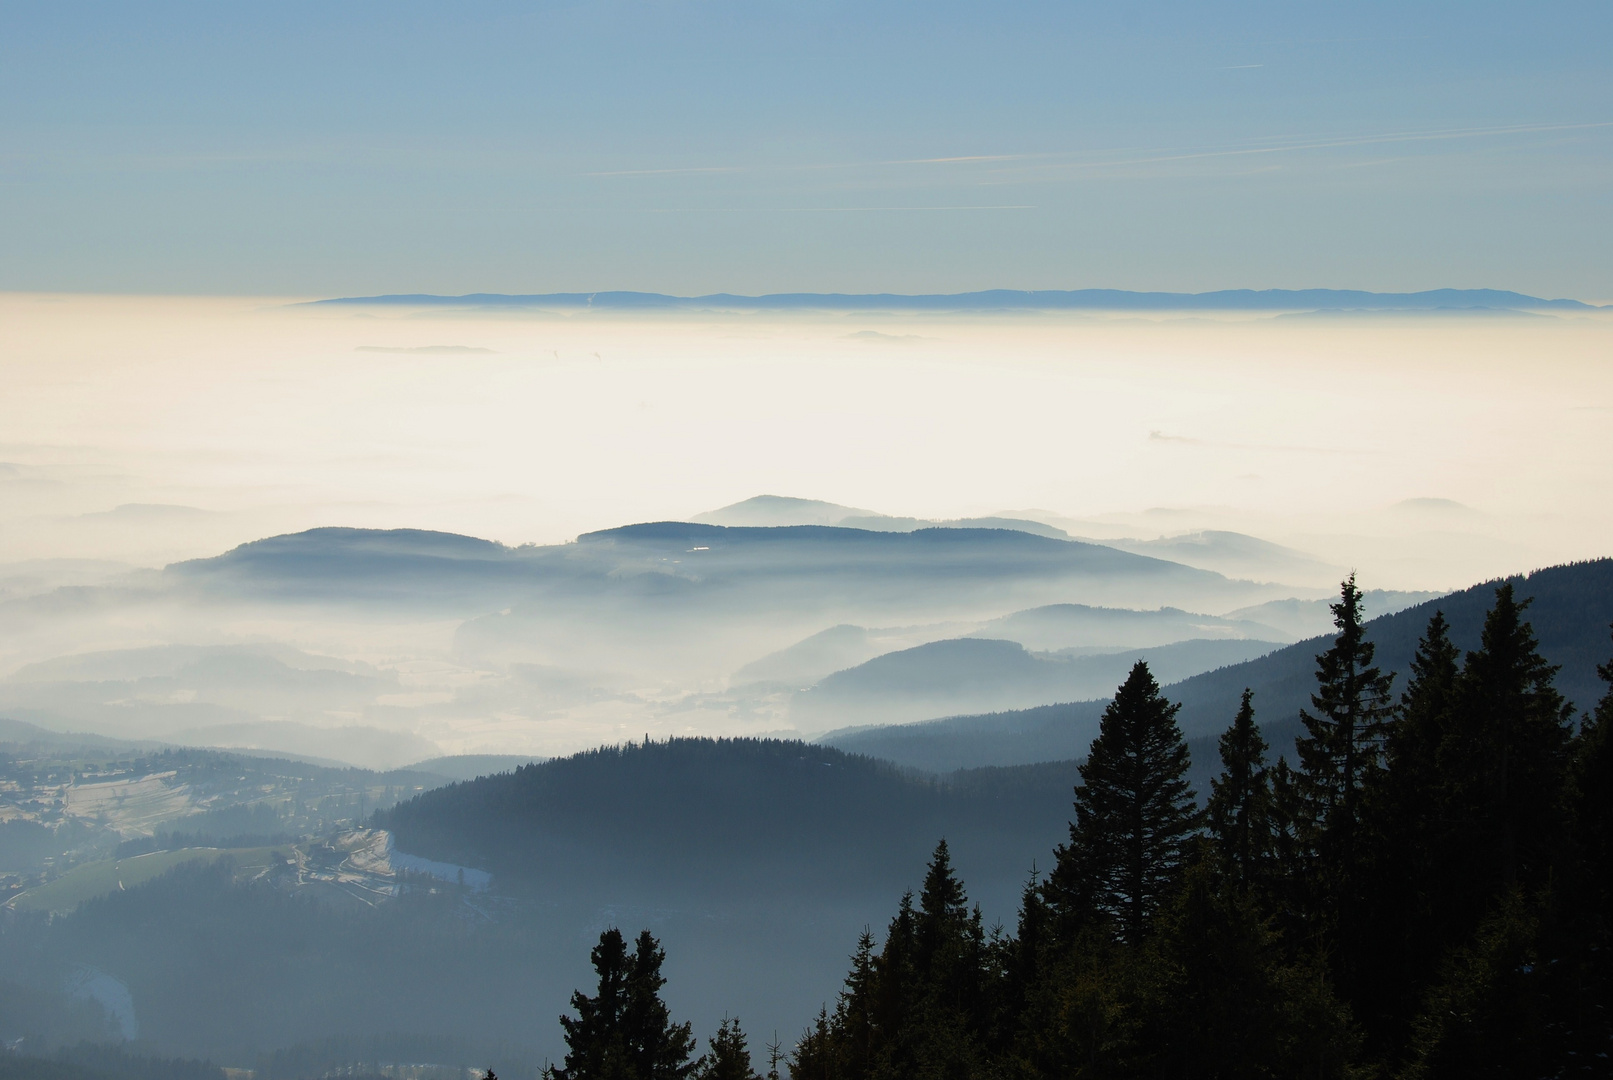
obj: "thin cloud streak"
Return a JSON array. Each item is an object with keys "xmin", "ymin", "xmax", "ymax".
[{"xmin": 582, "ymin": 119, "xmax": 1613, "ymax": 183}]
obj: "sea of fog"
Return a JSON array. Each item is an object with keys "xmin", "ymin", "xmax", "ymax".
[{"xmin": 1, "ymin": 293, "xmax": 1609, "ymax": 762}]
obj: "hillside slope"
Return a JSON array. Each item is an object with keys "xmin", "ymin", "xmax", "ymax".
[{"xmin": 792, "ymin": 636, "xmax": 1281, "ymax": 729}]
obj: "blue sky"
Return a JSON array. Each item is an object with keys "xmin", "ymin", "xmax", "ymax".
[{"xmin": 3, "ymin": 1, "xmax": 1610, "ymax": 296}]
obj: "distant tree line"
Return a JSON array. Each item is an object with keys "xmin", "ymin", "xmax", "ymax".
[{"xmin": 549, "ymin": 576, "xmax": 1613, "ymax": 1079}]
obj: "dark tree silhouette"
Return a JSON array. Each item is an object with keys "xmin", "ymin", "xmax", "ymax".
[
  {"xmin": 1207, "ymin": 688, "xmax": 1273, "ymax": 895},
  {"xmin": 1295, "ymin": 573, "xmax": 1397, "ymax": 878},
  {"xmin": 695, "ymin": 1017, "xmax": 759, "ymax": 1080},
  {"xmin": 552, "ymin": 928, "xmax": 698, "ymax": 1080},
  {"xmin": 1048, "ymin": 660, "xmax": 1200, "ymax": 942}
]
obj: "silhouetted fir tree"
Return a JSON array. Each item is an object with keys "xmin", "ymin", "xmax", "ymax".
[
  {"xmin": 552, "ymin": 928, "xmax": 698, "ymax": 1080},
  {"xmin": 1385, "ymin": 611, "xmax": 1461, "ymax": 813},
  {"xmin": 1207, "ymin": 688, "xmax": 1274, "ymax": 896},
  {"xmin": 625, "ymin": 930, "xmax": 701, "ymax": 1080},
  {"xmin": 1440, "ymin": 585, "xmax": 1573, "ymax": 904},
  {"xmin": 696, "ymin": 1018, "xmax": 759, "ymax": 1080},
  {"xmin": 905, "ymin": 840, "xmax": 989, "ymax": 1078},
  {"xmin": 553, "ymin": 928, "xmax": 635, "ymax": 1080},
  {"xmin": 1000, "ymin": 871, "xmax": 1047, "ymax": 1030},
  {"xmin": 1398, "ymin": 588, "xmax": 1582, "ymax": 1077},
  {"xmin": 1266, "ymin": 753, "xmax": 1304, "ymax": 889},
  {"xmin": 1293, "ymin": 573, "xmax": 1395, "ymax": 995},
  {"xmin": 789, "ymin": 1010, "xmax": 833, "ymax": 1080},
  {"xmin": 1048, "ymin": 660, "xmax": 1200, "ymax": 943},
  {"xmin": 829, "ymin": 930, "xmax": 876, "ymax": 1080},
  {"xmin": 1354, "ymin": 610, "xmax": 1462, "ymax": 1055},
  {"xmin": 914, "ymin": 840, "xmax": 983, "ymax": 1009},
  {"xmin": 1295, "ymin": 573, "xmax": 1396, "ymax": 864}
]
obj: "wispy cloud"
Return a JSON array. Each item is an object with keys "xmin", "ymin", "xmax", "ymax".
[{"xmin": 581, "ymin": 120, "xmax": 1612, "ymax": 184}]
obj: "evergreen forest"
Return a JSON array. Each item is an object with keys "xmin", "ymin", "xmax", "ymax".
[{"xmin": 547, "ymin": 578, "xmax": 1613, "ymax": 1080}]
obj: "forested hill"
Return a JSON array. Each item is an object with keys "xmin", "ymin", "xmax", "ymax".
[
  {"xmin": 376, "ymin": 739, "xmax": 1081, "ymax": 912},
  {"xmin": 825, "ymin": 558, "xmax": 1613, "ymax": 772}
]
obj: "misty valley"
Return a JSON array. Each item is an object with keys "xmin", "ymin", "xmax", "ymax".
[{"xmin": 1, "ymin": 499, "xmax": 1610, "ymax": 1079}]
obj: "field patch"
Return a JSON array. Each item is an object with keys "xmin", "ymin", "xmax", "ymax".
[{"xmin": 5, "ymin": 845, "xmax": 292, "ymax": 914}]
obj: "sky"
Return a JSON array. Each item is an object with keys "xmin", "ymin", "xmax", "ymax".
[{"xmin": 3, "ymin": 1, "xmax": 1611, "ymax": 298}]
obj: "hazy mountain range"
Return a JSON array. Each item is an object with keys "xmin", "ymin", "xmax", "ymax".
[
  {"xmin": 314, "ymin": 288, "xmax": 1604, "ymax": 313},
  {"xmin": 0, "ymin": 499, "xmax": 1438, "ymax": 768},
  {"xmin": 822, "ymin": 557, "xmax": 1613, "ymax": 773}
]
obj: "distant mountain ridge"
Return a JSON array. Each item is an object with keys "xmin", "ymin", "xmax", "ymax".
[
  {"xmin": 792, "ymin": 636, "xmax": 1282, "ymax": 729},
  {"xmin": 311, "ymin": 288, "xmax": 1602, "ymax": 312},
  {"xmin": 168, "ymin": 522, "xmax": 1260, "ymax": 614},
  {"xmin": 822, "ymin": 558, "xmax": 1613, "ymax": 772}
]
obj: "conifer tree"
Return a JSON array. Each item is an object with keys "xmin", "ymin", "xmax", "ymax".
[
  {"xmin": 696, "ymin": 1018, "xmax": 759, "ymax": 1080},
  {"xmin": 866, "ymin": 893, "xmax": 916, "ymax": 1079},
  {"xmin": 1002, "ymin": 871, "xmax": 1047, "ymax": 1023},
  {"xmin": 789, "ymin": 1010, "xmax": 833, "ymax": 1080},
  {"xmin": 553, "ymin": 928, "xmax": 634, "ymax": 1080},
  {"xmin": 1207, "ymin": 688, "xmax": 1273, "ymax": 894},
  {"xmin": 829, "ymin": 931, "xmax": 876, "ymax": 1080},
  {"xmin": 916, "ymin": 840, "xmax": 969, "ymax": 969},
  {"xmin": 553, "ymin": 928, "xmax": 699, "ymax": 1080},
  {"xmin": 1295, "ymin": 573, "xmax": 1396, "ymax": 876},
  {"xmin": 1049, "ymin": 660, "xmax": 1200, "ymax": 943},
  {"xmin": 1293, "ymin": 574, "xmax": 1395, "ymax": 996},
  {"xmin": 1441, "ymin": 585, "xmax": 1573, "ymax": 897},
  {"xmin": 914, "ymin": 840, "xmax": 982, "ymax": 1008},
  {"xmin": 625, "ymin": 930, "xmax": 701, "ymax": 1080},
  {"xmin": 1385, "ymin": 611, "xmax": 1461, "ymax": 808},
  {"xmin": 1359, "ymin": 611, "xmax": 1463, "ymax": 1051},
  {"xmin": 909, "ymin": 840, "xmax": 988, "ymax": 1075}
]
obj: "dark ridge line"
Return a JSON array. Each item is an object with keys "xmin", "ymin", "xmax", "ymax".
[{"xmin": 305, "ymin": 288, "xmax": 1603, "ymax": 311}]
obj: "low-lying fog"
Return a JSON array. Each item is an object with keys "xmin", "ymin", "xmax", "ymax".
[{"xmin": 1, "ymin": 294, "xmax": 1609, "ymax": 766}]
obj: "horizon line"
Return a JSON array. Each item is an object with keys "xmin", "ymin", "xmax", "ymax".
[{"xmin": 307, "ymin": 286, "xmax": 1606, "ymax": 313}]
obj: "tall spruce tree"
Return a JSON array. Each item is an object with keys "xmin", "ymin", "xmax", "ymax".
[
  {"xmin": 553, "ymin": 928, "xmax": 699, "ymax": 1080},
  {"xmin": 554, "ymin": 928, "xmax": 634, "ymax": 1080},
  {"xmin": 625, "ymin": 930, "xmax": 701, "ymax": 1080},
  {"xmin": 1295, "ymin": 573, "xmax": 1396, "ymax": 876},
  {"xmin": 1048, "ymin": 660, "xmax": 1200, "ymax": 943},
  {"xmin": 830, "ymin": 931, "xmax": 877, "ymax": 1080},
  {"xmin": 1207, "ymin": 688, "xmax": 1273, "ymax": 895},
  {"xmin": 1358, "ymin": 611, "xmax": 1463, "ymax": 1056},
  {"xmin": 1441, "ymin": 585, "xmax": 1573, "ymax": 897},
  {"xmin": 1384, "ymin": 611, "xmax": 1461, "ymax": 811},
  {"xmin": 910, "ymin": 840, "xmax": 988, "ymax": 1077}
]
